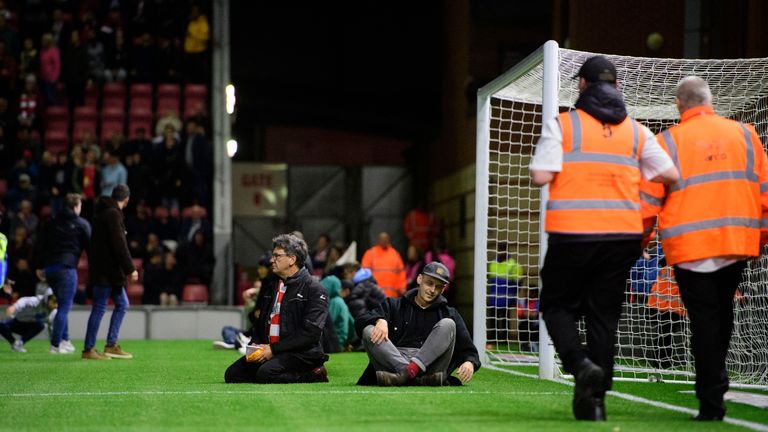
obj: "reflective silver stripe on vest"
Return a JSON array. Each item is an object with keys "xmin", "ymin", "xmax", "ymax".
[
  {"xmin": 631, "ymin": 121, "xmax": 640, "ymax": 158},
  {"xmin": 547, "ymin": 200, "xmax": 640, "ymax": 210},
  {"xmin": 740, "ymin": 123, "xmax": 759, "ymax": 182},
  {"xmin": 569, "ymin": 110, "xmax": 582, "ymax": 152},
  {"xmin": 660, "ymin": 130, "xmax": 680, "ymax": 171},
  {"xmin": 659, "ymin": 217, "xmax": 761, "ymax": 239},
  {"xmin": 640, "ymin": 191, "xmax": 663, "ymax": 206},
  {"xmin": 761, "ymin": 183, "xmax": 768, "ymax": 193},
  {"xmin": 762, "ymin": 218, "xmax": 768, "ymax": 228},
  {"xmin": 669, "ymin": 170, "xmax": 754, "ymax": 193},
  {"xmin": 563, "ymin": 152, "xmax": 639, "ymax": 167}
]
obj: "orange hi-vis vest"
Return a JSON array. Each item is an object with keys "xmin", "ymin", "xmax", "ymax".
[
  {"xmin": 647, "ymin": 267, "xmax": 686, "ymax": 316},
  {"xmin": 361, "ymin": 245, "xmax": 406, "ymax": 298},
  {"xmin": 546, "ymin": 109, "xmax": 646, "ymax": 235},
  {"xmin": 654, "ymin": 106, "xmax": 768, "ymax": 265}
]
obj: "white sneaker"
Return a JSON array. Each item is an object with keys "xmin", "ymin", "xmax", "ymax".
[
  {"xmin": 238, "ymin": 345, "xmax": 247, "ymax": 355},
  {"xmin": 12, "ymin": 340, "xmax": 27, "ymax": 353},
  {"xmin": 236, "ymin": 332, "xmax": 251, "ymax": 347},
  {"xmin": 213, "ymin": 340, "xmax": 235, "ymax": 350},
  {"xmin": 50, "ymin": 345, "xmax": 62, "ymax": 354},
  {"xmin": 60, "ymin": 340, "xmax": 76, "ymax": 353}
]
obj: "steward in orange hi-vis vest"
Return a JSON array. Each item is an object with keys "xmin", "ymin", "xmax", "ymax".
[
  {"xmin": 546, "ymin": 109, "xmax": 646, "ymax": 235},
  {"xmin": 644, "ymin": 76, "xmax": 768, "ymax": 421},
  {"xmin": 529, "ymin": 55, "xmax": 679, "ymax": 422},
  {"xmin": 653, "ymin": 105, "xmax": 768, "ymax": 265}
]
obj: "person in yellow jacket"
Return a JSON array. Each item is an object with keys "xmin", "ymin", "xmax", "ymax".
[
  {"xmin": 642, "ymin": 76, "xmax": 768, "ymax": 421},
  {"xmin": 184, "ymin": 5, "xmax": 209, "ymax": 83},
  {"xmin": 530, "ymin": 55, "xmax": 679, "ymax": 421}
]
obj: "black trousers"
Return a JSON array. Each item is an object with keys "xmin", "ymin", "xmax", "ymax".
[
  {"xmin": 674, "ymin": 261, "xmax": 746, "ymax": 417},
  {"xmin": 540, "ymin": 240, "xmax": 641, "ymax": 396},
  {"xmin": 0, "ymin": 318, "xmax": 44, "ymax": 344},
  {"xmin": 224, "ymin": 352, "xmax": 323, "ymax": 384}
]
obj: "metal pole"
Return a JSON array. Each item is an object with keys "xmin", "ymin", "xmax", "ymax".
[
  {"xmin": 538, "ymin": 40, "xmax": 559, "ymax": 380},
  {"xmin": 212, "ymin": 0, "xmax": 233, "ymax": 305}
]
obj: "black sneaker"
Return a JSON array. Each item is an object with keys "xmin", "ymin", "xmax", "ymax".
[
  {"xmin": 691, "ymin": 413, "xmax": 724, "ymax": 421},
  {"xmin": 572, "ymin": 358, "xmax": 606, "ymax": 421},
  {"xmin": 414, "ymin": 372, "xmax": 445, "ymax": 386},
  {"xmin": 376, "ymin": 370, "xmax": 410, "ymax": 386}
]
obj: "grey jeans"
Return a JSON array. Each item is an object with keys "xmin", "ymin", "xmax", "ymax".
[{"xmin": 363, "ymin": 318, "xmax": 456, "ymax": 373}]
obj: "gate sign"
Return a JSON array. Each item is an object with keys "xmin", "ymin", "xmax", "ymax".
[{"xmin": 232, "ymin": 163, "xmax": 288, "ymax": 217}]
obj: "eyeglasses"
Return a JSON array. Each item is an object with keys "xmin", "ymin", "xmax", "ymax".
[{"xmin": 270, "ymin": 253, "xmax": 292, "ymax": 261}]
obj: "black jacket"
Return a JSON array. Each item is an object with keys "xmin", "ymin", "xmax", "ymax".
[
  {"xmin": 355, "ymin": 289, "xmax": 481, "ymax": 385},
  {"xmin": 251, "ymin": 267, "xmax": 329, "ymax": 363},
  {"xmin": 574, "ymin": 82, "xmax": 627, "ymax": 125},
  {"xmin": 89, "ymin": 197, "xmax": 135, "ymax": 287},
  {"xmin": 35, "ymin": 208, "xmax": 91, "ymax": 269},
  {"xmin": 346, "ymin": 277, "xmax": 386, "ymax": 319}
]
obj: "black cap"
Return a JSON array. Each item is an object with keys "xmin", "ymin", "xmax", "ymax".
[
  {"xmin": 422, "ymin": 261, "xmax": 450, "ymax": 284},
  {"xmin": 574, "ymin": 55, "xmax": 617, "ymax": 83}
]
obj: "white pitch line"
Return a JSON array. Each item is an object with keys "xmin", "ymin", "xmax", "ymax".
[
  {"xmin": 486, "ymin": 364, "xmax": 768, "ymax": 432},
  {"xmin": 2, "ymin": 389, "xmax": 570, "ymax": 398}
]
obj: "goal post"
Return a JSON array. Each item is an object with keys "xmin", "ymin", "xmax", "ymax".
[{"xmin": 474, "ymin": 40, "xmax": 768, "ymax": 389}]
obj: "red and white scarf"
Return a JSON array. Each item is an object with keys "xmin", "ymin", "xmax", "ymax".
[{"xmin": 268, "ymin": 280, "xmax": 287, "ymax": 344}]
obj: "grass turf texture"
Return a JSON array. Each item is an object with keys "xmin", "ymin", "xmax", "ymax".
[{"xmin": 0, "ymin": 340, "xmax": 765, "ymax": 431}]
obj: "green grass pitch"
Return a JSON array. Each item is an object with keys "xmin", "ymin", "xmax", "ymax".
[{"xmin": 0, "ymin": 340, "xmax": 765, "ymax": 431}]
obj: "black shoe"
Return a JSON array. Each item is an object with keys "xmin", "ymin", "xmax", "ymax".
[
  {"xmin": 572, "ymin": 358, "xmax": 606, "ymax": 421},
  {"xmin": 691, "ymin": 413, "xmax": 724, "ymax": 421},
  {"xmin": 303, "ymin": 366, "xmax": 329, "ymax": 383},
  {"xmin": 376, "ymin": 370, "xmax": 410, "ymax": 386},
  {"xmin": 414, "ymin": 372, "xmax": 445, "ymax": 386}
]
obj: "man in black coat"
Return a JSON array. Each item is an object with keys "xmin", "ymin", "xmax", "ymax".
[
  {"xmin": 35, "ymin": 193, "xmax": 90, "ymax": 354},
  {"xmin": 82, "ymin": 184, "xmax": 137, "ymax": 360},
  {"xmin": 356, "ymin": 262, "xmax": 480, "ymax": 386},
  {"xmin": 224, "ymin": 233, "xmax": 329, "ymax": 384}
]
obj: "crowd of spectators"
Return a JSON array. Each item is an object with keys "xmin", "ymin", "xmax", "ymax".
[{"xmin": 0, "ymin": 1, "xmax": 214, "ymax": 305}]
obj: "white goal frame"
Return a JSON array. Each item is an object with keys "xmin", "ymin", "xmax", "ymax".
[{"xmin": 474, "ymin": 40, "xmax": 768, "ymax": 389}]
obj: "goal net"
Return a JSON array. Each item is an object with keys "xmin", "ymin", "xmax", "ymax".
[{"xmin": 473, "ymin": 40, "xmax": 768, "ymax": 388}]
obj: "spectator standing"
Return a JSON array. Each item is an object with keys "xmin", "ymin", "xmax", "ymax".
[
  {"xmin": 82, "ymin": 184, "xmax": 137, "ymax": 360},
  {"xmin": 404, "ymin": 245, "xmax": 423, "ymax": 290},
  {"xmin": 403, "ymin": 204, "xmax": 438, "ymax": 253},
  {"xmin": 62, "ymin": 30, "xmax": 88, "ymax": 109},
  {"xmin": 157, "ymin": 251, "xmax": 183, "ymax": 306},
  {"xmin": 361, "ymin": 232, "xmax": 406, "ymax": 298},
  {"xmin": 39, "ymin": 34, "xmax": 60, "ymax": 106},
  {"xmin": 10, "ymin": 200, "xmax": 38, "ymax": 240},
  {"xmin": 100, "ymin": 148, "xmax": 127, "ymax": 198},
  {"xmin": 183, "ymin": 5, "xmax": 209, "ymax": 83},
  {"xmin": 35, "ymin": 193, "xmax": 90, "ymax": 354},
  {"xmin": 310, "ymin": 234, "xmax": 330, "ymax": 276},
  {"xmin": 177, "ymin": 229, "xmax": 214, "ymax": 285},
  {"xmin": 183, "ymin": 119, "xmax": 211, "ymax": 206},
  {"xmin": 19, "ymin": 37, "xmax": 38, "ymax": 79}
]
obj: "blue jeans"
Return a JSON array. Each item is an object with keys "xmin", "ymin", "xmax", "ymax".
[
  {"xmin": 46, "ymin": 266, "xmax": 77, "ymax": 347},
  {"xmin": 84, "ymin": 285, "xmax": 129, "ymax": 351}
]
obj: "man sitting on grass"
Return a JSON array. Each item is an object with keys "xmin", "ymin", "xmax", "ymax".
[
  {"xmin": 224, "ymin": 233, "xmax": 329, "ymax": 384},
  {"xmin": 356, "ymin": 262, "xmax": 480, "ymax": 386}
]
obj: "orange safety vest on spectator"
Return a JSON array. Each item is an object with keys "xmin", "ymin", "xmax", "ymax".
[
  {"xmin": 646, "ymin": 267, "xmax": 686, "ymax": 316},
  {"xmin": 653, "ymin": 106, "xmax": 768, "ymax": 265},
  {"xmin": 546, "ymin": 109, "xmax": 645, "ymax": 234},
  {"xmin": 361, "ymin": 245, "xmax": 406, "ymax": 298},
  {"xmin": 403, "ymin": 209, "xmax": 437, "ymax": 252}
]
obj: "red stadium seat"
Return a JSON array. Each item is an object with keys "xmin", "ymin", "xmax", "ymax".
[
  {"xmin": 156, "ymin": 97, "xmax": 180, "ymax": 116},
  {"xmin": 157, "ymin": 84, "xmax": 180, "ymax": 99},
  {"xmin": 74, "ymin": 106, "xmax": 98, "ymax": 121},
  {"xmin": 131, "ymin": 97, "xmax": 152, "ymax": 112},
  {"xmin": 182, "ymin": 284, "xmax": 209, "ymax": 304},
  {"xmin": 100, "ymin": 120, "xmax": 125, "ymax": 144},
  {"xmin": 181, "ymin": 205, "xmax": 208, "ymax": 219},
  {"xmin": 184, "ymin": 99, "xmax": 207, "ymax": 119},
  {"xmin": 102, "ymin": 107, "xmax": 125, "ymax": 123},
  {"xmin": 127, "ymin": 283, "xmax": 144, "ymax": 305},
  {"xmin": 130, "ymin": 107, "xmax": 153, "ymax": 122},
  {"xmin": 44, "ymin": 129, "xmax": 69, "ymax": 154},
  {"xmin": 73, "ymin": 120, "xmax": 97, "ymax": 142},
  {"xmin": 103, "ymin": 95, "xmax": 125, "ymax": 109},
  {"xmin": 46, "ymin": 119, "xmax": 69, "ymax": 133},
  {"xmin": 45, "ymin": 106, "xmax": 69, "ymax": 124},
  {"xmin": 84, "ymin": 85, "xmax": 99, "ymax": 108},
  {"xmin": 103, "ymin": 83, "xmax": 125, "ymax": 98},
  {"xmin": 130, "ymin": 83, "xmax": 153, "ymax": 98},
  {"xmin": 184, "ymin": 84, "xmax": 207, "ymax": 100}
]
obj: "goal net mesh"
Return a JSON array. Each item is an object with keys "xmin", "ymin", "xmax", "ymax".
[{"xmin": 482, "ymin": 46, "xmax": 768, "ymax": 387}]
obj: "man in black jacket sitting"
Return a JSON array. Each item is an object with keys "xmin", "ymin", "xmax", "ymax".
[
  {"xmin": 356, "ymin": 262, "xmax": 480, "ymax": 386},
  {"xmin": 224, "ymin": 233, "xmax": 329, "ymax": 384}
]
